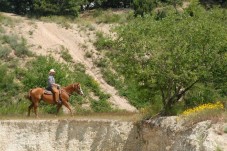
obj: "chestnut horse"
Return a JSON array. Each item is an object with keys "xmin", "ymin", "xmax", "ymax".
[{"xmin": 26, "ymin": 83, "xmax": 84, "ymax": 118}]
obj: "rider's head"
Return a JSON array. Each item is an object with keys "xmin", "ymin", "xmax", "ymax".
[{"xmin": 49, "ymin": 69, "xmax": 55, "ymax": 75}]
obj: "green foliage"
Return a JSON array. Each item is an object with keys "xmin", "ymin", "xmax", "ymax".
[
  {"xmin": 0, "ymin": 63, "xmax": 21, "ymax": 107},
  {"xmin": 0, "ymin": 0, "xmax": 11, "ymax": 12},
  {"xmin": 33, "ymin": 0, "xmax": 81, "ymax": 17},
  {"xmin": 1, "ymin": 35, "xmax": 32, "ymax": 57},
  {"xmin": 0, "ymin": 13, "xmax": 15, "ymax": 27},
  {"xmin": 91, "ymin": 99, "xmax": 112, "ymax": 112},
  {"xmin": 0, "ymin": 100, "xmax": 30, "ymax": 115},
  {"xmin": 0, "ymin": 45, "xmax": 12, "ymax": 59},
  {"xmin": 224, "ymin": 127, "xmax": 227, "ymax": 133},
  {"xmin": 184, "ymin": 84, "xmax": 220, "ymax": 108},
  {"xmin": 105, "ymin": 5, "xmax": 227, "ymax": 114},
  {"xmin": 60, "ymin": 46, "xmax": 73, "ymax": 63},
  {"xmin": 94, "ymin": 32, "xmax": 113, "ymax": 50},
  {"xmin": 91, "ymin": 9, "xmax": 133, "ymax": 24},
  {"xmin": 22, "ymin": 56, "xmax": 110, "ymax": 113},
  {"xmin": 40, "ymin": 16, "xmax": 72, "ymax": 29},
  {"xmin": 133, "ymin": 0, "xmax": 154, "ymax": 17}
]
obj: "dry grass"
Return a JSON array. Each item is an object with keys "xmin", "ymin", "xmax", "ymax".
[{"xmin": 0, "ymin": 112, "xmax": 141, "ymax": 122}]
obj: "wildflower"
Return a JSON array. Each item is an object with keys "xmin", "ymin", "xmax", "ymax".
[{"xmin": 182, "ymin": 101, "xmax": 224, "ymax": 116}]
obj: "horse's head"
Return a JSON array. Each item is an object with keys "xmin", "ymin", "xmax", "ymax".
[{"xmin": 72, "ymin": 83, "xmax": 84, "ymax": 96}]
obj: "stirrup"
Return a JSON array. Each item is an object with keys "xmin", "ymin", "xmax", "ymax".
[{"xmin": 57, "ymin": 100, "xmax": 62, "ymax": 104}]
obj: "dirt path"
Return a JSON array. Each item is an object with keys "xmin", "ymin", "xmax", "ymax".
[{"xmin": 4, "ymin": 13, "xmax": 137, "ymax": 112}]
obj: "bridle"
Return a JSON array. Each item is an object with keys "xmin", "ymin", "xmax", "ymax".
[{"xmin": 62, "ymin": 84, "xmax": 84, "ymax": 96}]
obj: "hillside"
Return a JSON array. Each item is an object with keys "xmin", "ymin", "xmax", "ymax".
[{"xmin": 1, "ymin": 12, "xmax": 137, "ymax": 113}]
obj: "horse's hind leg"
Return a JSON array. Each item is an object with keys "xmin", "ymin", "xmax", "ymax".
[
  {"xmin": 62, "ymin": 101, "xmax": 73, "ymax": 116},
  {"xmin": 28, "ymin": 103, "xmax": 34, "ymax": 117},
  {"xmin": 33, "ymin": 101, "xmax": 39, "ymax": 118}
]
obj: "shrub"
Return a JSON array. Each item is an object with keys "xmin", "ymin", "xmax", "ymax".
[
  {"xmin": 60, "ymin": 46, "xmax": 73, "ymax": 63},
  {"xmin": 91, "ymin": 99, "xmax": 112, "ymax": 112},
  {"xmin": 2, "ymin": 35, "xmax": 32, "ymax": 57},
  {"xmin": 0, "ymin": 45, "xmax": 12, "ymax": 59},
  {"xmin": 224, "ymin": 127, "xmax": 227, "ymax": 133},
  {"xmin": 94, "ymin": 32, "xmax": 113, "ymax": 50}
]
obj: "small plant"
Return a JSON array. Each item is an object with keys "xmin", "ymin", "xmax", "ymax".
[
  {"xmin": 2, "ymin": 35, "xmax": 32, "ymax": 57},
  {"xmin": 85, "ymin": 51, "xmax": 92, "ymax": 58},
  {"xmin": 28, "ymin": 30, "xmax": 33, "ymax": 35},
  {"xmin": 94, "ymin": 58, "xmax": 108, "ymax": 68},
  {"xmin": 86, "ymin": 23, "xmax": 95, "ymax": 31},
  {"xmin": 0, "ymin": 13, "xmax": 14, "ymax": 27},
  {"xmin": 60, "ymin": 46, "xmax": 73, "ymax": 62},
  {"xmin": 216, "ymin": 146, "xmax": 223, "ymax": 151},
  {"xmin": 95, "ymin": 10, "xmax": 122, "ymax": 24},
  {"xmin": 81, "ymin": 43, "xmax": 88, "ymax": 49},
  {"xmin": 0, "ymin": 46, "xmax": 12, "ymax": 59},
  {"xmin": 224, "ymin": 127, "xmax": 227, "ymax": 133},
  {"xmin": 40, "ymin": 16, "xmax": 72, "ymax": 29},
  {"xmin": 94, "ymin": 32, "xmax": 113, "ymax": 50},
  {"xmin": 91, "ymin": 99, "xmax": 112, "ymax": 112}
]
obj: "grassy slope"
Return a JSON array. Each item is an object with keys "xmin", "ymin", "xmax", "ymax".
[{"xmin": 0, "ymin": 13, "xmax": 115, "ymax": 116}]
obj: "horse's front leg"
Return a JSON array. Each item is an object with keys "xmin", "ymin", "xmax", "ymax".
[
  {"xmin": 62, "ymin": 101, "xmax": 73, "ymax": 116},
  {"xmin": 56, "ymin": 104, "xmax": 62, "ymax": 115}
]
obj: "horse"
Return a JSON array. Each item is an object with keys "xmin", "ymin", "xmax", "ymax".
[{"xmin": 26, "ymin": 83, "xmax": 84, "ymax": 118}]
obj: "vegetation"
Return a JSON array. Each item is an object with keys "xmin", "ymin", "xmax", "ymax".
[
  {"xmin": 0, "ymin": 15, "xmax": 112, "ymax": 115},
  {"xmin": 0, "ymin": 0, "xmax": 132, "ymax": 17},
  {"xmin": 95, "ymin": 2, "xmax": 227, "ymax": 115},
  {"xmin": 0, "ymin": 0, "xmax": 227, "ymax": 119},
  {"xmin": 181, "ymin": 101, "xmax": 224, "ymax": 116},
  {"xmin": 180, "ymin": 101, "xmax": 224, "ymax": 126}
]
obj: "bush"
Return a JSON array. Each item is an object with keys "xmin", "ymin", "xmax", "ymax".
[
  {"xmin": 133, "ymin": 0, "xmax": 154, "ymax": 17},
  {"xmin": 0, "ymin": 45, "xmax": 12, "ymax": 59},
  {"xmin": 2, "ymin": 35, "xmax": 32, "ymax": 57},
  {"xmin": 60, "ymin": 46, "xmax": 73, "ymax": 63},
  {"xmin": 94, "ymin": 32, "xmax": 113, "ymax": 50},
  {"xmin": 91, "ymin": 99, "xmax": 112, "ymax": 112}
]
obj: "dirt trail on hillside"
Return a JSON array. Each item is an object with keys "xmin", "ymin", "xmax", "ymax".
[{"xmin": 4, "ymin": 13, "xmax": 137, "ymax": 112}]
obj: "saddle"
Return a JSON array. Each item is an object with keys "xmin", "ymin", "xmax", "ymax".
[
  {"xmin": 44, "ymin": 88, "xmax": 62, "ymax": 95},
  {"xmin": 44, "ymin": 90, "xmax": 53, "ymax": 95}
]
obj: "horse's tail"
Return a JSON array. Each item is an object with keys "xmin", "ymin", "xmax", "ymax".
[{"xmin": 25, "ymin": 89, "xmax": 33, "ymax": 101}]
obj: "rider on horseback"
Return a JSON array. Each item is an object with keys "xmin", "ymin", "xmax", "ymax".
[{"xmin": 46, "ymin": 69, "xmax": 61, "ymax": 104}]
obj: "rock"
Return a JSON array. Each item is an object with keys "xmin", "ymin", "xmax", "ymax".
[{"xmin": 142, "ymin": 116, "xmax": 227, "ymax": 151}]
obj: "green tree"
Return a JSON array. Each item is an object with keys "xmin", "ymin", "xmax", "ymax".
[{"xmin": 112, "ymin": 5, "xmax": 227, "ymax": 115}]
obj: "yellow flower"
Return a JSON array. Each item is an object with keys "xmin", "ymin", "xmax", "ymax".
[{"xmin": 182, "ymin": 101, "xmax": 224, "ymax": 116}]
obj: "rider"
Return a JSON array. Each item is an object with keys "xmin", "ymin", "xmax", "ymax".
[{"xmin": 47, "ymin": 69, "xmax": 61, "ymax": 104}]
